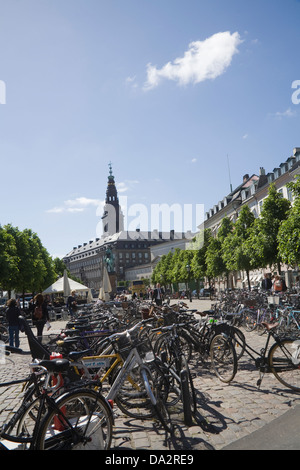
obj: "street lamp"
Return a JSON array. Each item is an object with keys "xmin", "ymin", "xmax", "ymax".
[{"xmin": 186, "ymin": 264, "xmax": 192, "ymax": 302}]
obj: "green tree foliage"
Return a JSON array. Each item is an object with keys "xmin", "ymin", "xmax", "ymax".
[
  {"xmin": 246, "ymin": 183, "xmax": 290, "ymax": 273},
  {"xmin": 206, "ymin": 217, "xmax": 233, "ymax": 279},
  {"xmin": 222, "ymin": 205, "xmax": 255, "ymax": 290},
  {"xmin": 278, "ymin": 176, "xmax": 300, "ymax": 266},
  {"xmin": 0, "ymin": 224, "xmax": 57, "ymax": 294}
]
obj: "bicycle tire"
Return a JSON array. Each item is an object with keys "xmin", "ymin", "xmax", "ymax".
[
  {"xmin": 244, "ymin": 309, "xmax": 257, "ymax": 332},
  {"xmin": 210, "ymin": 334, "xmax": 238, "ymax": 383},
  {"xmin": 35, "ymin": 389, "xmax": 113, "ymax": 450},
  {"xmin": 112, "ymin": 363, "xmax": 158, "ymax": 419},
  {"xmin": 180, "ymin": 357, "xmax": 197, "ymax": 426},
  {"xmin": 230, "ymin": 326, "xmax": 246, "ymax": 360},
  {"xmin": 268, "ymin": 338, "xmax": 300, "ymax": 392},
  {"xmin": 0, "ymin": 325, "xmax": 9, "ymax": 343},
  {"xmin": 154, "ymin": 330, "xmax": 192, "ymax": 369},
  {"xmin": 153, "ymin": 397, "xmax": 174, "ymax": 434}
]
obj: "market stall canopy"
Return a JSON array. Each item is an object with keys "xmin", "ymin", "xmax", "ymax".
[{"xmin": 43, "ymin": 276, "xmax": 89, "ymax": 295}]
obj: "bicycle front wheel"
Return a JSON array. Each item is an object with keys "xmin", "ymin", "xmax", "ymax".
[
  {"xmin": 269, "ymin": 339, "xmax": 300, "ymax": 392},
  {"xmin": 36, "ymin": 389, "xmax": 113, "ymax": 450},
  {"xmin": 210, "ymin": 334, "xmax": 237, "ymax": 383}
]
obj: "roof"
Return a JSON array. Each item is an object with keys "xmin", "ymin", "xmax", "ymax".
[
  {"xmin": 43, "ymin": 276, "xmax": 89, "ymax": 294},
  {"xmin": 64, "ymin": 230, "xmax": 194, "ymax": 258}
]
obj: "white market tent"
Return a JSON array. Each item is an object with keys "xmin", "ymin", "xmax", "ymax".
[{"xmin": 43, "ymin": 275, "xmax": 90, "ymax": 296}]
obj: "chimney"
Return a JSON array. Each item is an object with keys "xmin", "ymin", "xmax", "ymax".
[{"xmin": 259, "ymin": 167, "xmax": 265, "ymax": 176}]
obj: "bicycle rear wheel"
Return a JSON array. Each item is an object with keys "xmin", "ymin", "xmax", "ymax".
[
  {"xmin": 268, "ymin": 339, "xmax": 300, "ymax": 392},
  {"xmin": 210, "ymin": 334, "xmax": 237, "ymax": 383},
  {"xmin": 244, "ymin": 309, "xmax": 257, "ymax": 332},
  {"xmin": 180, "ymin": 357, "xmax": 197, "ymax": 426},
  {"xmin": 36, "ymin": 389, "xmax": 113, "ymax": 450}
]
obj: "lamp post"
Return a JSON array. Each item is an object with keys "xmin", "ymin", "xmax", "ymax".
[{"xmin": 186, "ymin": 264, "xmax": 192, "ymax": 302}]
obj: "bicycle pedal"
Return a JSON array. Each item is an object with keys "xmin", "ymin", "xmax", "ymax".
[{"xmin": 256, "ymin": 378, "xmax": 262, "ymax": 387}]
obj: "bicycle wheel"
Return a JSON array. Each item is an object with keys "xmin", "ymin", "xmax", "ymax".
[
  {"xmin": 154, "ymin": 331, "xmax": 192, "ymax": 370},
  {"xmin": 244, "ymin": 310, "xmax": 257, "ymax": 332},
  {"xmin": 180, "ymin": 357, "xmax": 197, "ymax": 426},
  {"xmin": 112, "ymin": 363, "xmax": 157, "ymax": 419},
  {"xmin": 36, "ymin": 389, "xmax": 113, "ymax": 450},
  {"xmin": 210, "ymin": 334, "xmax": 237, "ymax": 383},
  {"xmin": 268, "ymin": 339, "xmax": 300, "ymax": 392},
  {"xmin": 0, "ymin": 325, "xmax": 9, "ymax": 343},
  {"xmin": 230, "ymin": 327, "xmax": 246, "ymax": 360}
]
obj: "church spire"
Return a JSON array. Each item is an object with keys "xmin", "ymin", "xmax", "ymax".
[{"xmin": 102, "ymin": 162, "xmax": 124, "ymax": 236}]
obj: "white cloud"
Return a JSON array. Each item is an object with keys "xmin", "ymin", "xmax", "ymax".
[
  {"xmin": 191, "ymin": 158, "xmax": 197, "ymax": 163},
  {"xmin": 144, "ymin": 31, "xmax": 242, "ymax": 90},
  {"xmin": 242, "ymin": 134, "xmax": 248, "ymax": 139},
  {"xmin": 273, "ymin": 108, "xmax": 296, "ymax": 119},
  {"xmin": 46, "ymin": 197, "xmax": 104, "ymax": 214}
]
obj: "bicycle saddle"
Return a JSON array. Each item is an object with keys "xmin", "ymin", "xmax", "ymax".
[
  {"xmin": 261, "ymin": 322, "xmax": 279, "ymax": 331},
  {"xmin": 38, "ymin": 358, "xmax": 70, "ymax": 373}
]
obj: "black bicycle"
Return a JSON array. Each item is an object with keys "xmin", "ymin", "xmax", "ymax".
[
  {"xmin": 0, "ymin": 346, "xmax": 113, "ymax": 450},
  {"xmin": 215, "ymin": 320, "xmax": 300, "ymax": 391}
]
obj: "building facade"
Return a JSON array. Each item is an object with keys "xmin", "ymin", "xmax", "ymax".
[
  {"xmin": 204, "ymin": 147, "xmax": 300, "ymax": 289},
  {"xmin": 63, "ymin": 165, "xmax": 192, "ymax": 293}
]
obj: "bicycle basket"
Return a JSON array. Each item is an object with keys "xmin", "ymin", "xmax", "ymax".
[
  {"xmin": 115, "ymin": 334, "xmax": 133, "ymax": 359},
  {"xmin": 135, "ymin": 338, "xmax": 154, "ymax": 361}
]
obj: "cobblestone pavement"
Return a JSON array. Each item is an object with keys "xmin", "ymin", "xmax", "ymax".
[{"xmin": 1, "ymin": 299, "xmax": 300, "ymax": 450}]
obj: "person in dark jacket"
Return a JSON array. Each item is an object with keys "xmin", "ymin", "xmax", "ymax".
[
  {"xmin": 261, "ymin": 273, "xmax": 272, "ymax": 291},
  {"xmin": 31, "ymin": 293, "xmax": 49, "ymax": 341},
  {"xmin": 6, "ymin": 298, "xmax": 21, "ymax": 348},
  {"xmin": 152, "ymin": 283, "xmax": 164, "ymax": 306}
]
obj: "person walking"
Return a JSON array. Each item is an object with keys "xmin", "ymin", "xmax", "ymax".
[
  {"xmin": 6, "ymin": 299, "xmax": 21, "ymax": 348},
  {"xmin": 67, "ymin": 290, "xmax": 77, "ymax": 318},
  {"xmin": 31, "ymin": 293, "xmax": 49, "ymax": 341},
  {"xmin": 152, "ymin": 283, "xmax": 164, "ymax": 306}
]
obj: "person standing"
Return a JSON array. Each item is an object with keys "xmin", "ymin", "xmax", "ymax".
[
  {"xmin": 67, "ymin": 290, "xmax": 77, "ymax": 318},
  {"xmin": 6, "ymin": 299, "xmax": 21, "ymax": 348},
  {"xmin": 273, "ymin": 275, "xmax": 283, "ymax": 293},
  {"xmin": 31, "ymin": 293, "xmax": 49, "ymax": 341},
  {"xmin": 152, "ymin": 283, "xmax": 164, "ymax": 306},
  {"xmin": 261, "ymin": 273, "xmax": 272, "ymax": 291}
]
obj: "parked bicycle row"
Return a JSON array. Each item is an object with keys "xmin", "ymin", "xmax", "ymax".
[
  {"xmin": 1, "ymin": 295, "xmax": 300, "ymax": 450},
  {"xmin": 210, "ymin": 289, "xmax": 300, "ymax": 336}
]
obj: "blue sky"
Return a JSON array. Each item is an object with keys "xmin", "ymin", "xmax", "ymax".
[{"xmin": 1, "ymin": 0, "xmax": 300, "ymax": 258}]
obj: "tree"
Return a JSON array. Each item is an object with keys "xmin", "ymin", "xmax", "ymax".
[
  {"xmin": 278, "ymin": 175, "xmax": 300, "ymax": 266},
  {"xmin": 190, "ymin": 229, "xmax": 212, "ymax": 282},
  {"xmin": 0, "ymin": 225, "xmax": 19, "ymax": 293},
  {"xmin": 3, "ymin": 225, "xmax": 56, "ymax": 294},
  {"xmin": 222, "ymin": 205, "xmax": 255, "ymax": 290},
  {"xmin": 206, "ymin": 217, "xmax": 233, "ymax": 284},
  {"xmin": 247, "ymin": 183, "xmax": 290, "ymax": 273}
]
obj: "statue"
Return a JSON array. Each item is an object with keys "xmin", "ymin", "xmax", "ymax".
[{"xmin": 105, "ymin": 247, "xmax": 114, "ymax": 273}]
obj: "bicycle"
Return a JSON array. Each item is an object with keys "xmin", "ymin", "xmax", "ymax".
[
  {"xmin": 0, "ymin": 345, "xmax": 113, "ymax": 450},
  {"xmin": 64, "ymin": 320, "xmax": 174, "ymax": 433},
  {"xmin": 151, "ymin": 323, "xmax": 197, "ymax": 426},
  {"xmin": 214, "ymin": 320, "xmax": 300, "ymax": 391}
]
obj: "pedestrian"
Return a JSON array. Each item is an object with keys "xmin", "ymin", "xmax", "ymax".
[
  {"xmin": 6, "ymin": 298, "xmax": 21, "ymax": 348},
  {"xmin": 67, "ymin": 290, "xmax": 77, "ymax": 318},
  {"xmin": 261, "ymin": 273, "xmax": 272, "ymax": 291},
  {"xmin": 31, "ymin": 293, "xmax": 49, "ymax": 341},
  {"xmin": 152, "ymin": 283, "xmax": 164, "ymax": 306},
  {"xmin": 273, "ymin": 275, "xmax": 283, "ymax": 293}
]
